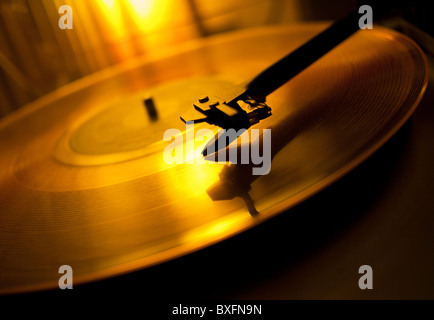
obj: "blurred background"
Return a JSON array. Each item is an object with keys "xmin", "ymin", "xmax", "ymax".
[{"xmin": 2, "ymin": 0, "xmax": 433, "ymax": 119}]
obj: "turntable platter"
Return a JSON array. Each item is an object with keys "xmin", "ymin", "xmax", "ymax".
[{"xmin": 0, "ymin": 23, "xmax": 428, "ymax": 293}]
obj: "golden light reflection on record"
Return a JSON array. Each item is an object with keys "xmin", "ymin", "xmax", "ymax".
[{"xmin": 0, "ymin": 24, "xmax": 428, "ymax": 293}]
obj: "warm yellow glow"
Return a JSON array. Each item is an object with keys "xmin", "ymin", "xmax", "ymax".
[
  {"xmin": 206, "ymin": 220, "xmax": 238, "ymax": 237},
  {"xmin": 127, "ymin": 0, "xmax": 168, "ymax": 32},
  {"xmin": 100, "ymin": 0, "xmax": 116, "ymax": 9},
  {"xmin": 97, "ymin": 0, "xmax": 165, "ymax": 34},
  {"xmin": 184, "ymin": 164, "xmax": 221, "ymax": 196},
  {"xmin": 97, "ymin": 0, "xmax": 125, "ymax": 38},
  {"xmin": 181, "ymin": 213, "xmax": 248, "ymax": 245},
  {"xmin": 127, "ymin": 0, "xmax": 154, "ymax": 20},
  {"xmin": 95, "ymin": 0, "xmax": 170, "ymax": 54}
]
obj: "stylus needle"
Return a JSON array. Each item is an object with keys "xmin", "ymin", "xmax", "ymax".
[{"xmin": 179, "ymin": 4, "xmax": 387, "ymax": 155}]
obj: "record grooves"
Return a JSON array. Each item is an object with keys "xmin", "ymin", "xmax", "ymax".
[{"xmin": 0, "ymin": 24, "xmax": 428, "ymax": 294}]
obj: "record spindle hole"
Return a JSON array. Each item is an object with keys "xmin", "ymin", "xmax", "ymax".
[{"xmin": 143, "ymin": 95, "xmax": 158, "ymax": 122}]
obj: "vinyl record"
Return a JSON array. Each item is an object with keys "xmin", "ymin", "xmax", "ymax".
[{"xmin": 0, "ymin": 23, "xmax": 428, "ymax": 293}]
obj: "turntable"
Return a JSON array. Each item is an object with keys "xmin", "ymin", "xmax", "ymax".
[{"xmin": 0, "ymin": 0, "xmax": 433, "ymax": 301}]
